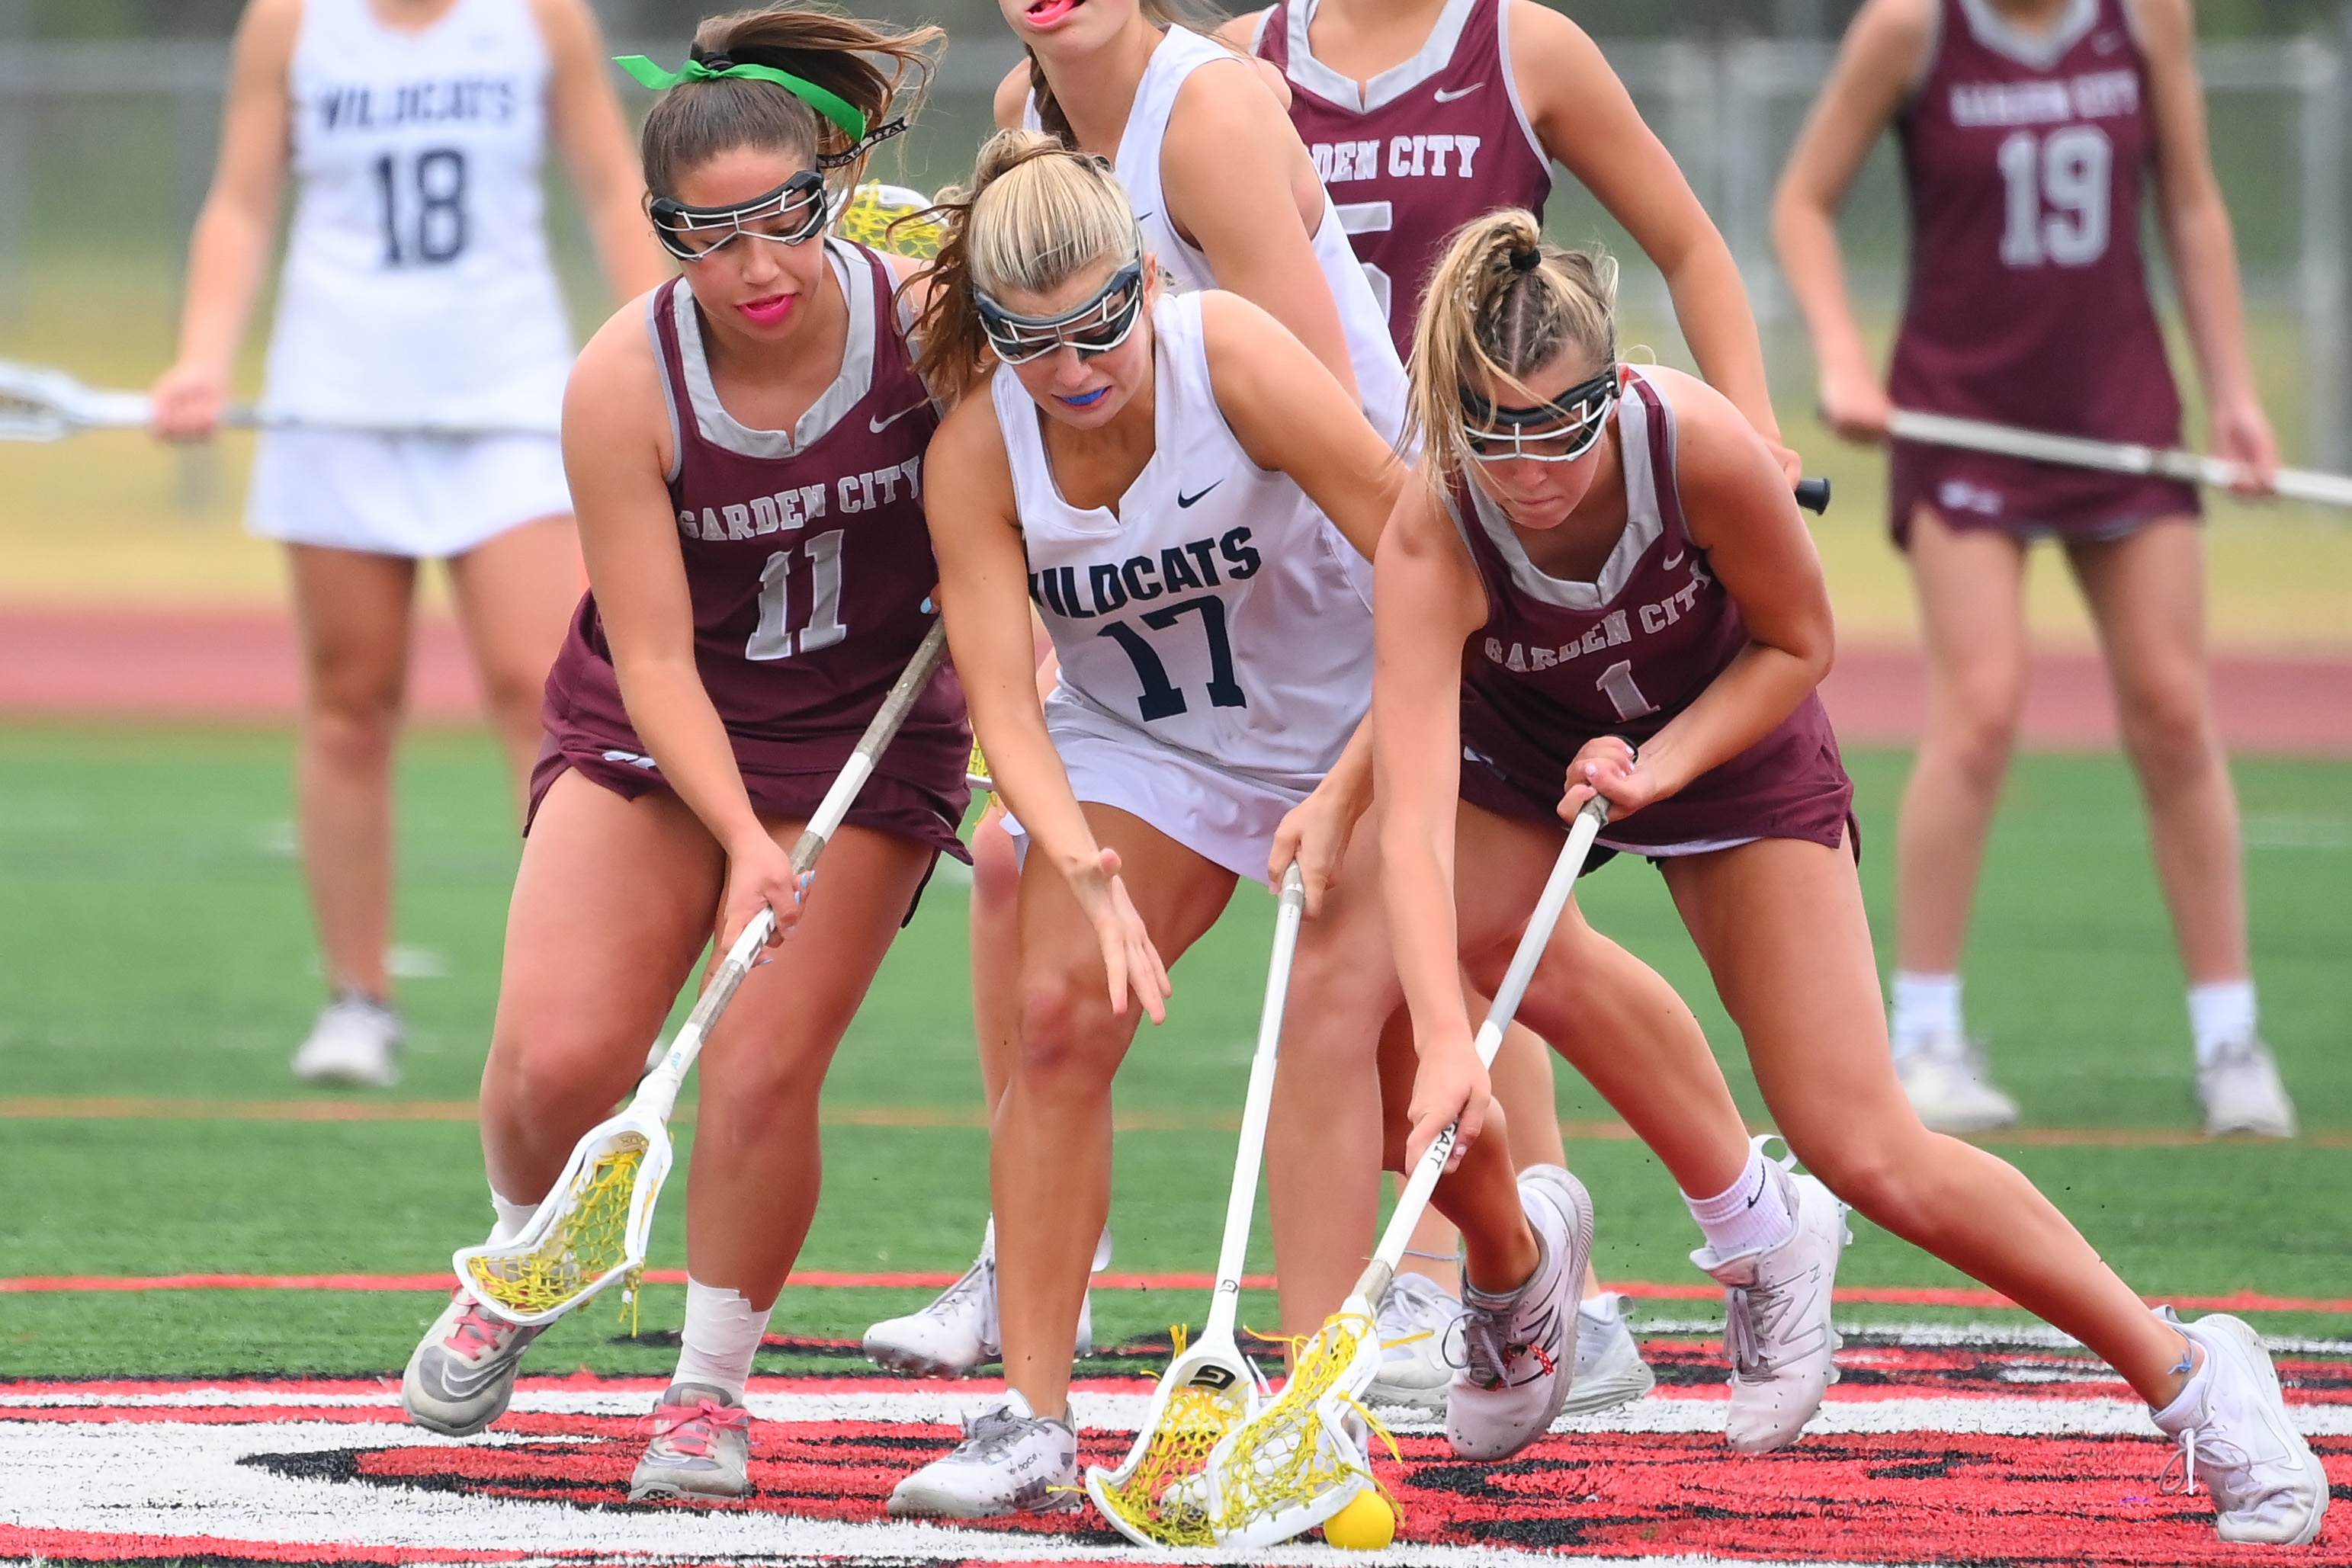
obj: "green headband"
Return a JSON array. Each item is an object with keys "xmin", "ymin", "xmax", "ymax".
[{"xmin": 614, "ymin": 53, "xmax": 867, "ymax": 141}]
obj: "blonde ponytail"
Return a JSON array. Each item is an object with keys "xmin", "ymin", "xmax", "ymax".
[
  {"xmin": 913, "ymin": 130, "xmax": 1143, "ymax": 402},
  {"xmin": 1406, "ymin": 210, "xmax": 1619, "ymax": 492}
]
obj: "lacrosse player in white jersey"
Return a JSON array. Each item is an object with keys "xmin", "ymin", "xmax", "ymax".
[{"xmin": 151, "ymin": 0, "xmax": 666, "ymax": 1088}]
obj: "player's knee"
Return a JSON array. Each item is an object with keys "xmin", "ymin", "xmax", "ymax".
[
  {"xmin": 970, "ymin": 821, "xmax": 1022, "ymax": 911},
  {"xmin": 1791, "ymin": 1134, "xmax": 1924, "ymax": 1238},
  {"xmin": 2116, "ymin": 685, "xmax": 2216, "ymax": 782},
  {"xmin": 305, "ymin": 675, "xmax": 403, "ymax": 756},
  {"xmin": 1016, "ymin": 970, "xmax": 1117, "ymax": 1093},
  {"xmin": 483, "ymin": 1024, "xmax": 618, "ymax": 1130},
  {"xmin": 1936, "ymin": 683, "xmax": 2023, "ymax": 781}
]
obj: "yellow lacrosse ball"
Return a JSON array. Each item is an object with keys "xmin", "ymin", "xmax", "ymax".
[{"xmin": 1323, "ymin": 1488, "xmax": 1398, "ymax": 1550}]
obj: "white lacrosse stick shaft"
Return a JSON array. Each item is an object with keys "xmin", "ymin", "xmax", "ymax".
[
  {"xmin": 0, "ymin": 358, "xmax": 558, "ymax": 441},
  {"xmin": 1888, "ymin": 408, "xmax": 2352, "ymax": 511}
]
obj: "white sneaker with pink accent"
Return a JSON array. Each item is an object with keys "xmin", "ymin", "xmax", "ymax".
[
  {"xmin": 401, "ymin": 1287, "xmax": 543, "ymax": 1436},
  {"xmin": 631, "ymin": 1383, "xmax": 756, "ymax": 1502}
]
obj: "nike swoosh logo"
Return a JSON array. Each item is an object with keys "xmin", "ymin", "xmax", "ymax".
[
  {"xmin": 1433, "ymin": 83, "xmax": 1485, "ymax": 102},
  {"xmin": 870, "ymin": 404, "xmax": 926, "ymax": 433},
  {"xmin": 1176, "ymin": 481, "xmax": 1221, "ymax": 508},
  {"xmin": 1662, "ymin": 550, "xmax": 1686, "ymax": 569}
]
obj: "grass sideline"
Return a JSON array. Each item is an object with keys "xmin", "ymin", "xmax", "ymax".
[{"xmin": 0, "ymin": 723, "xmax": 2346, "ymax": 1377}]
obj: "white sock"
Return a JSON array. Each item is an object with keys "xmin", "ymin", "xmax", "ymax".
[
  {"xmin": 1683, "ymin": 1145, "xmax": 1795, "ymax": 1259},
  {"xmin": 2187, "ymin": 980, "xmax": 2257, "ymax": 1066},
  {"xmin": 1578, "ymin": 1291, "xmax": 1620, "ymax": 1323},
  {"xmin": 980, "ymin": 1214, "xmax": 996, "ymax": 1262},
  {"xmin": 671, "ymin": 1278, "xmax": 773, "ymax": 1400},
  {"xmin": 1888, "ymin": 972, "xmax": 1963, "ymax": 1059},
  {"xmin": 487, "ymin": 1191, "xmax": 537, "ymax": 1249}
]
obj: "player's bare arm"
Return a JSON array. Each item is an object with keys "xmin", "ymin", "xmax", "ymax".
[
  {"xmin": 1511, "ymin": 0, "xmax": 1789, "ymax": 470},
  {"xmin": 533, "ymin": 0, "xmax": 672, "ymax": 299},
  {"xmin": 151, "ymin": 0, "xmax": 298, "ymax": 438},
  {"xmin": 1772, "ymin": 0, "xmax": 1934, "ymax": 441}
]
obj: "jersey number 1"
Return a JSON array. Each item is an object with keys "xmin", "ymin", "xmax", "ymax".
[
  {"xmin": 374, "ymin": 148, "xmax": 468, "ymax": 267},
  {"xmin": 747, "ymin": 531, "xmax": 849, "ymax": 661}
]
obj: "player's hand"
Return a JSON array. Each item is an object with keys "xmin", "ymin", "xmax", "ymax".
[
  {"xmin": 1070, "ymin": 846, "xmax": 1172, "ymax": 1023},
  {"xmin": 1768, "ymin": 438, "xmax": 1805, "ymax": 487},
  {"xmin": 717, "ymin": 830, "xmax": 807, "ymax": 954},
  {"xmin": 149, "ymin": 360, "xmax": 229, "ymax": 443},
  {"xmin": 1560, "ymin": 735, "xmax": 1657, "ymax": 821},
  {"xmin": 1817, "ymin": 364, "xmax": 1892, "ymax": 445},
  {"xmin": 2209, "ymin": 395, "xmax": 2280, "ymax": 498},
  {"xmin": 1405, "ymin": 1037, "xmax": 1491, "ymax": 1174},
  {"xmin": 1269, "ymin": 781, "xmax": 1360, "ymax": 918}
]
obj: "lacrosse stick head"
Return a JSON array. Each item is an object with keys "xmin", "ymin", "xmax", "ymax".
[
  {"xmin": 831, "ymin": 181, "xmax": 942, "ymax": 258},
  {"xmin": 0, "ymin": 360, "xmax": 148, "ymax": 441},
  {"xmin": 1085, "ymin": 1320, "xmax": 1266, "ymax": 1546},
  {"xmin": 1204, "ymin": 1294, "xmax": 1389, "ymax": 1549},
  {"xmin": 452, "ymin": 1106, "xmax": 672, "ymax": 1327}
]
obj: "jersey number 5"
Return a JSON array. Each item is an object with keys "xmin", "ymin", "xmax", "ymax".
[
  {"xmin": 1996, "ymin": 125, "xmax": 2110, "ymax": 269},
  {"xmin": 747, "ymin": 531, "xmax": 849, "ymax": 661},
  {"xmin": 374, "ymin": 148, "xmax": 468, "ymax": 268},
  {"xmin": 1097, "ymin": 596, "xmax": 1247, "ymax": 721}
]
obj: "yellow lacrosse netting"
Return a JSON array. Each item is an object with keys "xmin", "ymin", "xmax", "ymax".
[
  {"xmin": 1207, "ymin": 1310, "xmax": 1395, "ymax": 1539},
  {"xmin": 1093, "ymin": 1326, "xmax": 1251, "ymax": 1547},
  {"xmin": 461, "ymin": 1134, "xmax": 648, "ymax": 1320},
  {"xmin": 834, "ymin": 183, "xmax": 942, "ymax": 259}
]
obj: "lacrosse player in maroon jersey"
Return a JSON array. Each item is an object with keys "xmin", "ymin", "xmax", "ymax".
[
  {"xmin": 395, "ymin": 8, "xmax": 977, "ymax": 1506},
  {"xmin": 1217, "ymin": 0, "xmax": 1804, "ymax": 1412},
  {"xmin": 1376, "ymin": 211, "xmax": 2325, "ymax": 1544},
  {"xmin": 1776, "ymin": 0, "xmax": 2293, "ymax": 1138}
]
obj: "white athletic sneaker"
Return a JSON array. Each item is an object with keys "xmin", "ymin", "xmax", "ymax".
[
  {"xmin": 630, "ymin": 1383, "xmax": 754, "ymax": 1502},
  {"xmin": 1563, "ymin": 1296, "xmax": 1657, "ymax": 1416},
  {"xmin": 401, "ymin": 1287, "xmax": 543, "ymax": 1436},
  {"xmin": 1444, "ymin": 1165, "xmax": 1591, "ymax": 1461},
  {"xmin": 1366, "ymin": 1271, "xmax": 1465, "ymax": 1412},
  {"xmin": 2151, "ymin": 1310, "xmax": 2329, "ymax": 1544},
  {"xmin": 1693, "ymin": 1163, "xmax": 1849, "ymax": 1454},
  {"xmin": 2198, "ymin": 1038, "xmax": 2299, "ymax": 1139},
  {"xmin": 292, "ymin": 992, "xmax": 403, "ymax": 1089},
  {"xmin": 1893, "ymin": 1033, "xmax": 2018, "ymax": 1133},
  {"xmin": 863, "ymin": 1230, "xmax": 1100, "ymax": 1377},
  {"xmin": 886, "ymin": 1390, "xmax": 1081, "ymax": 1517}
]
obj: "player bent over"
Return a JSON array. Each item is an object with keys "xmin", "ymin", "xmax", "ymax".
[
  {"xmin": 399, "ymin": 8, "xmax": 971, "ymax": 1505},
  {"xmin": 1374, "ymin": 210, "xmax": 2325, "ymax": 1545}
]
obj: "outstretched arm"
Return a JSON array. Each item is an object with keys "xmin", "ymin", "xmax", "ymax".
[
  {"xmin": 1515, "ymin": 1, "xmax": 1793, "ymax": 477},
  {"xmin": 925, "ymin": 402, "xmax": 1172, "ymax": 1021},
  {"xmin": 1771, "ymin": 0, "xmax": 1932, "ymax": 444}
]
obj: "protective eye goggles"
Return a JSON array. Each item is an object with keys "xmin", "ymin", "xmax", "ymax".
[
  {"xmin": 650, "ymin": 169, "xmax": 830, "ymax": 261},
  {"xmin": 976, "ymin": 257, "xmax": 1147, "ymax": 366},
  {"xmin": 1462, "ymin": 367, "xmax": 1619, "ymax": 463}
]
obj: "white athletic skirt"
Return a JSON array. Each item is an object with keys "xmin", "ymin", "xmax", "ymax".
[
  {"xmin": 247, "ymin": 429, "xmax": 573, "ymax": 559},
  {"xmin": 1000, "ymin": 701, "xmax": 1315, "ymax": 886}
]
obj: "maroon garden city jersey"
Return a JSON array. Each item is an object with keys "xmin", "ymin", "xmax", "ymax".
[
  {"xmin": 1888, "ymin": 0, "xmax": 2196, "ymax": 541},
  {"xmin": 1452, "ymin": 368, "xmax": 1853, "ymax": 855},
  {"xmin": 1254, "ymin": 0, "xmax": 1552, "ymax": 358},
  {"xmin": 541, "ymin": 245, "xmax": 969, "ymax": 839}
]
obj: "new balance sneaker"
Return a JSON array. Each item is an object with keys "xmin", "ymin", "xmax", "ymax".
[
  {"xmin": 1893, "ymin": 1034, "xmax": 2018, "ymax": 1133},
  {"xmin": 1693, "ymin": 1162, "xmax": 1849, "ymax": 1454},
  {"xmin": 886, "ymin": 1391, "xmax": 1081, "ymax": 1517},
  {"xmin": 292, "ymin": 991, "xmax": 403, "ymax": 1088},
  {"xmin": 1563, "ymin": 1295, "xmax": 1657, "ymax": 1417},
  {"xmin": 1366, "ymin": 1271, "xmax": 1466, "ymax": 1412},
  {"xmin": 401, "ymin": 1288, "xmax": 543, "ymax": 1436},
  {"xmin": 863, "ymin": 1230, "xmax": 1100, "ymax": 1377},
  {"xmin": 1444, "ymin": 1165, "xmax": 1591, "ymax": 1461},
  {"xmin": 2197, "ymin": 1038, "xmax": 2299, "ymax": 1140},
  {"xmin": 2151, "ymin": 1310, "xmax": 2328, "ymax": 1544},
  {"xmin": 630, "ymin": 1383, "xmax": 754, "ymax": 1502}
]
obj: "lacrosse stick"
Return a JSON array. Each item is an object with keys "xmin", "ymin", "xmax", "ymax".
[
  {"xmin": 832, "ymin": 180, "xmax": 944, "ymax": 259},
  {"xmin": 1084, "ymin": 861, "xmax": 1308, "ymax": 1546},
  {"xmin": 455, "ymin": 619, "xmax": 951, "ymax": 1327},
  {"xmin": 1888, "ymin": 408, "xmax": 2352, "ymax": 510},
  {"xmin": 0, "ymin": 358, "xmax": 560, "ymax": 443},
  {"xmin": 1203, "ymin": 795, "xmax": 1612, "ymax": 1550}
]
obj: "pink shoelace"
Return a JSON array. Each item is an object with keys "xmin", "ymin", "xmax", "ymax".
[
  {"xmin": 643, "ymin": 1398, "xmax": 752, "ymax": 1458},
  {"xmin": 440, "ymin": 1291, "xmax": 511, "ymax": 1359}
]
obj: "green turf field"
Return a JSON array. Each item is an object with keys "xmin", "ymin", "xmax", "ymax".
[{"xmin": 1, "ymin": 723, "xmax": 2346, "ymax": 1378}]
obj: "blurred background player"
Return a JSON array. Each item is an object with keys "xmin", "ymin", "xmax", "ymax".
[
  {"xmin": 149, "ymin": 0, "xmax": 667, "ymax": 1089},
  {"xmin": 1219, "ymin": 0, "xmax": 1809, "ymax": 1412},
  {"xmin": 1774, "ymin": 0, "xmax": 2296, "ymax": 1137},
  {"xmin": 399, "ymin": 9, "xmax": 971, "ymax": 1505}
]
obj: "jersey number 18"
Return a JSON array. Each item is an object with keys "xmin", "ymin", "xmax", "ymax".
[{"xmin": 374, "ymin": 148, "xmax": 468, "ymax": 267}]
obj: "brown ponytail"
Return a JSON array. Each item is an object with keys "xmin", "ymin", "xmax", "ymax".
[
  {"xmin": 1405, "ymin": 209, "xmax": 1619, "ymax": 493},
  {"xmin": 1022, "ymin": 0, "xmax": 1228, "ymax": 149},
  {"xmin": 913, "ymin": 130, "xmax": 1143, "ymax": 404},
  {"xmin": 639, "ymin": 7, "xmax": 942, "ymax": 200}
]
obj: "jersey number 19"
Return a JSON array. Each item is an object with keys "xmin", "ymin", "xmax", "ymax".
[{"xmin": 1996, "ymin": 125, "xmax": 2110, "ymax": 269}]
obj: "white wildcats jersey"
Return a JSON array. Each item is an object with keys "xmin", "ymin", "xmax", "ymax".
[
  {"xmin": 262, "ymin": 0, "xmax": 573, "ymax": 429},
  {"xmin": 993, "ymin": 293, "xmax": 1374, "ymax": 794},
  {"xmin": 1026, "ymin": 26, "xmax": 1408, "ymax": 447}
]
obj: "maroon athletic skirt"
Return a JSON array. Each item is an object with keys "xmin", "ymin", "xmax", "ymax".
[
  {"xmin": 1891, "ymin": 441, "xmax": 2201, "ymax": 550},
  {"xmin": 1458, "ymin": 688, "xmax": 1858, "ymax": 864}
]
